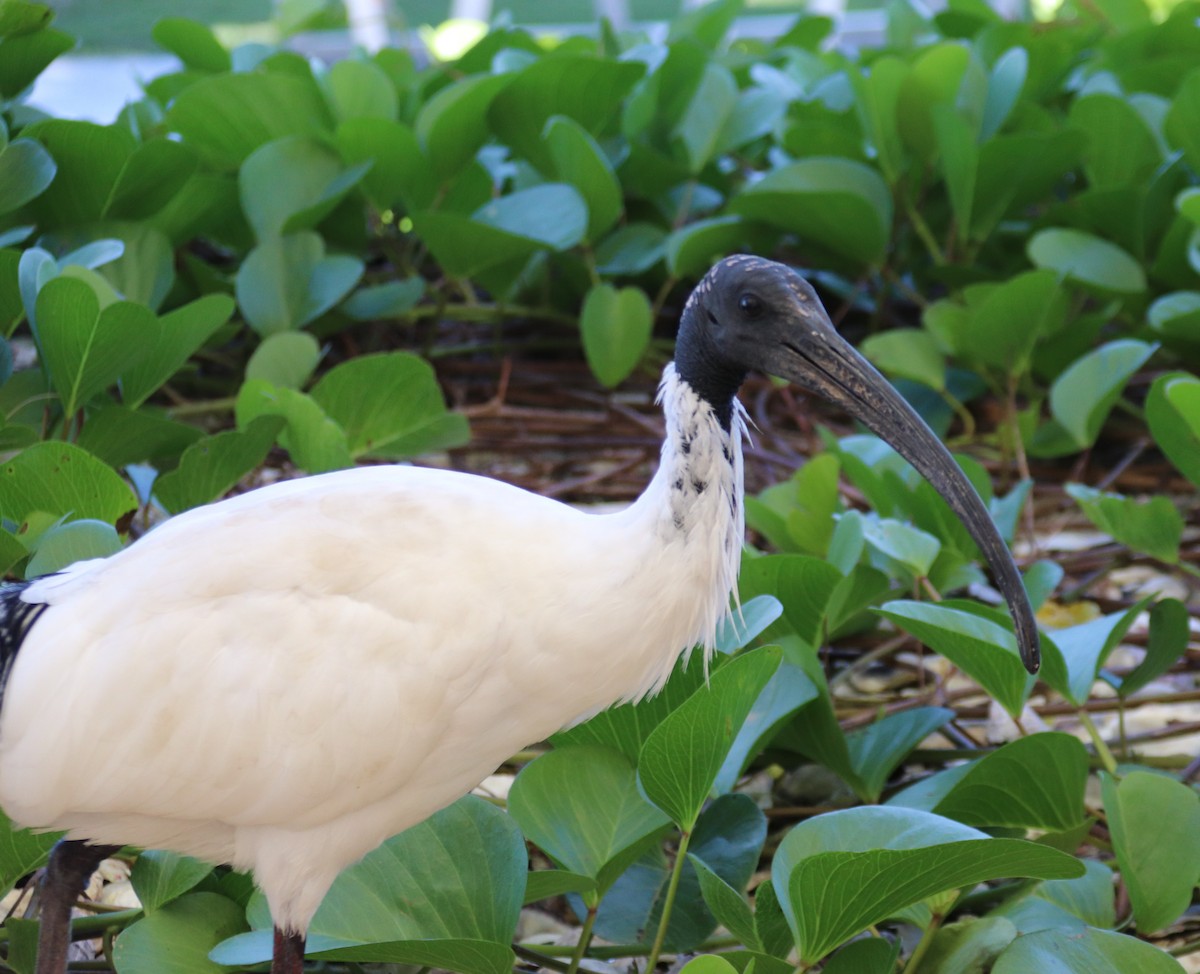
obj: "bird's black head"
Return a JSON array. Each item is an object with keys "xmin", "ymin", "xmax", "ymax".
[
  {"xmin": 676, "ymin": 254, "xmax": 1042, "ymax": 675},
  {"xmin": 675, "ymin": 255, "xmax": 826, "ymax": 428}
]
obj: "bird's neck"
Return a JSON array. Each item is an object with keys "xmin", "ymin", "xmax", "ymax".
[{"xmin": 626, "ymin": 364, "xmax": 746, "ymax": 685}]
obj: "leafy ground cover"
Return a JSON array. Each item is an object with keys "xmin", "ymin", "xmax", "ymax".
[{"xmin": 0, "ymin": 0, "xmax": 1199, "ymax": 971}]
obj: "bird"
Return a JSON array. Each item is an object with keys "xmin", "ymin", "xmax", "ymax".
[{"xmin": 0, "ymin": 255, "xmax": 1040, "ymax": 974}]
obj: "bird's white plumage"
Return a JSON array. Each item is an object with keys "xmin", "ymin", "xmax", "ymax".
[{"xmin": 0, "ymin": 364, "xmax": 745, "ymax": 933}]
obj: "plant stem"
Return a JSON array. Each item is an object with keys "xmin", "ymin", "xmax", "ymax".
[
  {"xmin": 566, "ymin": 905, "xmax": 598, "ymax": 974},
  {"xmin": 905, "ymin": 199, "xmax": 945, "ymax": 265},
  {"xmin": 1078, "ymin": 709, "xmax": 1119, "ymax": 775},
  {"xmin": 903, "ymin": 913, "xmax": 944, "ymax": 974},
  {"xmin": 645, "ymin": 829, "xmax": 692, "ymax": 973}
]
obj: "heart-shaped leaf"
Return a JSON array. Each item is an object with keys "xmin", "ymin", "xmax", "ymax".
[
  {"xmin": 639, "ymin": 646, "xmax": 781, "ymax": 830},
  {"xmin": 773, "ymin": 807, "xmax": 1082, "ymax": 965},
  {"xmin": 131, "ymin": 850, "xmax": 215, "ymax": 913},
  {"xmin": 36, "ymin": 276, "xmax": 156, "ymax": 416},
  {"xmin": 0, "ymin": 441, "xmax": 137, "ymax": 526},
  {"xmin": 580, "ymin": 282, "xmax": 653, "ymax": 388},
  {"xmin": 310, "ymin": 352, "xmax": 468, "ymax": 459},
  {"xmin": 236, "ymin": 232, "xmax": 363, "ymax": 335},
  {"xmin": 509, "ymin": 745, "xmax": 669, "ymax": 901},
  {"xmin": 115, "ymin": 892, "xmax": 247, "ymax": 974},
  {"xmin": 154, "ymin": 415, "xmax": 285, "ymax": 514},
  {"xmin": 1102, "ymin": 771, "xmax": 1200, "ymax": 934},
  {"xmin": 0, "ymin": 137, "xmax": 55, "ymax": 215},
  {"xmin": 1146, "ymin": 371, "xmax": 1200, "ymax": 488},
  {"xmin": 932, "ymin": 733, "xmax": 1088, "ymax": 831},
  {"xmin": 876, "ymin": 601, "xmax": 1034, "ymax": 718}
]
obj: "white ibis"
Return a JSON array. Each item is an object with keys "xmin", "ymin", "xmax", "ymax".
[{"xmin": 0, "ymin": 255, "xmax": 1039, "ymax": 974}]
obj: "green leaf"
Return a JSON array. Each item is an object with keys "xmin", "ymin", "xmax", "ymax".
[
  {"xmin": 235, "ymin": 380, "xmax": 352, "ymax": 473},
  {"xmin": 1102, "ymin": 771, "xmax": 1200, "ymax": 934},
  {"xmin": 166, "ymin": 72, "xmax": 334, "ymax": 170},
  {"xmin": 131, "ymin": 850, "xmax": 214, "ymax": 913},
  {"xmin": 25, "ymin": 518, "xmax": 121, "ymax": 577},
  {"xmin": 473, "ymin": 183, "xmax": 587, "ymax": 252},
  {"xmin": 96, "ymin": 223, "xmax": 175, "ymax": 310},
  {"xmin": 754, "ymin": 880, "xmax": 793, "ymax": 959},
  {"xmin": 823, "ymin": 937, "xmax": 901, "ymax": 974},
  {"xmin": 932, "ymin": 733, "xmax": 1088, "ymax": 831},
  {"xmin": 151, "ymin": 18, "xmax": 230, "ymax": 73},
  {"xmin": 1043, "ymin": 602, "xmax": 1144, "ymax": 707},
  {"xmin": 246, "ymin": 332, "xmax": 321, "ymax": 389},
  {"xmin": 120, "ymin": 294, "xmax": 234, "ymax": 409},
  {"xmin": 36, "ymin": 274, "xmax": 156, "ymax": 417},
  {"xmin": 993, "ymin": 926, "xmax": 1185, "ymax": 974},
  {"xmin": 335, "ymin": 117, "xmax": 435, "ymax": 212},
  {"xmin": 595, "ymin": 222, "xmax": 666, "ymax": 275},
  {"xmin": 315, "ymin": 795, "xmax": 524, "ymax": 944},
  {"xmin": 957, "ymin": 270, "xmax": 1065, "ymax": 375},
  {"xmin": 0, "ymin": 26, "xmax": 72, "ymax": 101},
  {"xmin": 680, "ymin": 955, "xmax": 740, "ymax": 974},
  {"xmin": 0, "ymin": 137, "xmax": 55, "ymax": 215},
  {"xmin": 639, "ymin": 646, "xmax": 781, "ymax": 830},
  {"xmin": 1015, "ymin": 859, "xmax": 1117, "ymax": 929},
  {"xmin": 860, "ymin": 515, "xmax": 941, "ymax": 577},
  {"xmin": 216, "ymin": 796, "xmax": 524, "ymax": 974},
  {"xmin": 580, "ymin": 282, "xmax": 653, "ymax": 388},
  {"xmin": 691, "ymin": 857, "xmax": 759, "ymax": 950},
  {"xmin": 415, "ymin": 72, "xmax": 511, "ymax": 175},
  {"xmin": 896, "ymin": 42, "xmax": 973, "ymax": 160},
  {"xmin": 852, "ymin": 56, "xmax": 907, "ymax": 185},
  {"xmin": 324, "ymin": 58, "xmax": 397, "ymax": 122},
  {"xmin": 1068, "ymin": 92, "xmax": 1161, "ymax": 190},
  {"xmin": 508, "ymin": 746, "xmax": 669, "ymax": 899},
  {"xmin": 0, "ymin": 442, "xmax": 137, "ymax": 526},
  {"xmin": 75, "ymin": 405, "xmax": 199, "ymax": 470},
  {"xmin": 105, "ymin": 138, "xmax": 200, "ymax": 223},
  {"xmin": 544, "ymin": 115, "xmax": 622, "ymax": 240},
  {"xmin": 1065, "ymin": 483, "xmax": 1182, "ymax": 564},
  {"xmin": 1115, "ymin": 598, "xmax": 1189, "ymax": 698},
  {"xmin": 1165, "ymin": 68, "xmax": 1200, "ymax": 175},
  {"xmin": 1146, "ymin": 371, "xmax": 1200, "ymax": 488},
  {"xmin": 113, "ymin": 892, "xmax": 247, "ymax": 974},
  {"xmin": 774, "ymin": 807, "xmax": 1082, "ymax": 965},
  {"xmin": 153, "ymin": 415, "xmax": 285, "ymax": 514},
  {"xmin": 731, "ymin": 158, "xmax": 892, "ymax": 265},
  {"xmin": 342, "ymin": 278, "xmax": 424, "ymax": 321},
  {"xmin": 861, "ymin": 329, "xmax": 945, "ymax": 392},
  {"xmin": 714, "ymin": 595, "xmax": 783, "ymax": 654},
  {"xmin": 488, "ymin": 56, "xmax": 644, "ymax": 174},
  {"xmin": 21, "ymin": 120, "xmax": 134, "ymax": 229},
  {"xmin": 236, "ymin": 232, "xmax": 364, "ymax": 336},
  {"xmin": 877, "ymin": 601, "xmax": 1033, "ymax": 719},
  {"xmin": 738, "ymin": 554, "xmax": 842, "ymax": 647},
  {"xmin": 676, "ymin": 62, "xmax": 738, "ymax": 173},
  {"xmin": 0, "ymin": 809, "xmax": 59, "ymax": 897},
  {"xmin": 1027, "ymin": 228, "xmax": 1147, "ymax": 295},
  {"xmin": 590, "ymin": 794, "xmax": 765, "ymax": 951},
  {"xmin": 240, "ymin": 136, "xmax": 370, "ymax": 240},
  {"xmin": 713, "ymin": 660, "xmax": 818, "ymax": 795},
  {"xmin": 523, "ymin": 870, "xmax": 595, "ymax": 905},
  {"xmin": 665, "ymin": 216, "xmax": 748, "ymax": 279},
  {"xmin": 932, "ymin": 106, "xmax": 977, "ymax": 237},
  {"xmin": 980, "ymin": 46, "xmax": 1027, "ymax": 141},
  {"xmin": 845, "ymin": 707, "xmax": 954, "ymax": 803},
  {"xmin": 310, "ymin": 352, "xmax": 468, "ymax": 459},
  {"xmin": 1048, "ymin": 339, "xmax": 1157, "ymax": 451}
]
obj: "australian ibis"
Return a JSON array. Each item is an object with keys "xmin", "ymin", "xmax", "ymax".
[{"xmin": 0, "ymin": 255, "xmax": 1038, "ymax": 974}]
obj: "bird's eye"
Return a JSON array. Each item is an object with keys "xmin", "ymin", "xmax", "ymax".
[{"xmin": 738, "ymin": 293, "xmax": 763, "ymax": 318}]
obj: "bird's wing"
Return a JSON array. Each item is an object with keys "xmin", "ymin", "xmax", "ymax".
[{"xmin": 0, "ymin": 466, "xmax": 601, "ymax": 839}]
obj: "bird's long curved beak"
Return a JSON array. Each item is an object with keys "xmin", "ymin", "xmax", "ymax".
[{"xmin": 768, "ymin": 301, "xmax": 1040, "ymax": 673}]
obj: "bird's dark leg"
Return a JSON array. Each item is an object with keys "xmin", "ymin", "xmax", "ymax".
[
  {"xmin": 272, "ymin": 926, "xmax": 307, "ymax": 974},
  {"xmin": 35, "ymin": 840, "xmax": 121, "ymax": 974}
]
